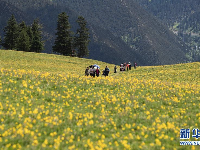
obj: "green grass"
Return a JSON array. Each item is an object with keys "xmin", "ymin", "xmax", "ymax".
[
  {"xmin": 0, "ymin": 50, "xmax": 115, "ymax": 75},
  {"xmin": 0, "ymin": 50, "xmax": 199, "ymax": 150}
]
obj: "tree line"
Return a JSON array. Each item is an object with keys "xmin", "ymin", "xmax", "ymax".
[
  {"xmin": 0, "ymin": 15, "xmax": 43, "ymax": 53},
  {"xmin": 0, "ymin": 12, "xmax": 90, "ymax": 58}
]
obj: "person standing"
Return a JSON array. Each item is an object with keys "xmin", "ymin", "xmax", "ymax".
[
  {"xmin": 92, "ymin": 66, "xmax": 95, "ymax": 77},
  {"xmin": 90, "ymin": 66, "xmax": 95, "ymax": 77},
  {"xmin": 85, "ymin": 67, "xmax": 89, "ymax": 76},
  {"xmin": 124, "ymin": 63, "xmax": 126, "ymax": 71},
  {"xmin": 96, "ymin": 68, "xmax": 100, "ymax": 77},
  {"xmin": 129, "ymin": 62, "xmax": 131, "ymax": 70},
  {"xmin": 105, "ymin": 66, "xmax": 110, "ymax": 76},
  {"xmin": 114, "ymin": 66, "xmax": 117, "ymax": 73},
  {"xmin": 134, "ymin": 62, "xmax": 137, "ymax": 69},
  {"xmin": 120, "ymin": 63, "xmax": 123, "ymax": 71},
  {"xmin": 126, "ymin": 63, "xmax": 129, "ymax": 71}
]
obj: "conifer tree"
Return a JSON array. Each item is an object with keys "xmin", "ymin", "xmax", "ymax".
[
  {"xmin": 74, "ymin": 16, "xmax": 90, "ymax": 57},
  {"xmin": 18, "ymin": 21, "xmax": 27, "ymax": 32},
  {"xmin": 16, "ymin": 29, "xmax": 30, "ymax": 52},
  {"xmin": 16, "ymin": 21, "xmax": 30, "ymax": 52},
  {"xmin": 27, "ymin": 26, "xmax": 33, "ymax": 49},
  {"xmin": 2, "ymin": 15, "xmax": 19, "ymax": 50},
  {"xmin": 53, "ymin": 12, "xmax": 73, "ymax": 56},
  {"xmin": 30, "ymin": 19, "xmax": 44, "ymax": 53}
]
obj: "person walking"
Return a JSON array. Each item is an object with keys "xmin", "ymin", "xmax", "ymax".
[
  {"xmin": 120, "ymin": 63, "xmax": 123, "ymax": 71},
  {"xmin": 129, "ymin": 62, "xmax": 131, "ymax": 70},
  {"xmin": 96, "ymin": 68, "xmax": 100, "ymax": 77},
  {"xmin": 90, "ymin": 66, "xmax": 95, "ymax": 77},
  {"xmin": 92, "ymin": 66, "xmax": 95, "ymax": 77},
  {"xmin": 105, "ymin": 66, "xmax": 110, "ymax": 76},
  {"xmin": 114, "ymin": 66, "xmax": 117, "ymax": 73},
  {"xmin": 134, "ymin": 62, "xmax": 137, "ymax": 69},
  {"xmin": 85, "ymin": 67, "xmax": 89, "ymax": 76},
  {"xmin": 126, "ymin": 63, "xmax": 129, "ymax": 71},
  {"xmin": 124, "ymin": 63, "xmax": 126, "ymax": 71}
]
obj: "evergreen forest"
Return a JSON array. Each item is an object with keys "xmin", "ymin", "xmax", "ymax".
[{"xmin": 0, "ymin": 12, "xmax": 90, "ymax": 58}]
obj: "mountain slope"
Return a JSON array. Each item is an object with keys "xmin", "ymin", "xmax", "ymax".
[
  {"xmin": 56, "ymin": 0, "xmax": 189, "ymax": 65},
  {"xmin": 1, "ymin": 0, "xmax": 189, "ymax": 65},
  {"xmin": 135, "ymin": 0, "xmax": 200, "ymax": 25},
  {"xmin": 135, "ymin": 0, "xmax": 200, "ymax": 61},
  {"xmin": 0, "ymin": 0, "xmax": 33, "ymax": 36},
  {"xmin": 0, "ymin": 0, "xmax": 143, "ymax": 65}
]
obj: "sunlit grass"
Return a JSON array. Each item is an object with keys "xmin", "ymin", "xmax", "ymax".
[
  {"xmin": 0, "ymin": 50, "xmax": 115, "ymax": 75},
  {"xmin": 0, "ymin": 50, "xmax": 199, "ymax": 150}
]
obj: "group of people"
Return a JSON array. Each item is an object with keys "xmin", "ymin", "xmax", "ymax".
[
  {"xmin": 85, "ymin": 65, "xmax": 110, "ymax": 77},
  {"xmin": 85, "ymin": 62, "xmax": 137, "ymax": 77},
  {"xmin": 120, "ymin": 62, "xmax": 137, "ymax": 71}
]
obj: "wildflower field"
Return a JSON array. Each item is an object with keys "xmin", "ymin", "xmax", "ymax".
[{"xmin": 0, "ymin": 50, "xmax": 200, "ymax": 150}]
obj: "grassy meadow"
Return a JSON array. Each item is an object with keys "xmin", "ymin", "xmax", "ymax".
[{"xmin": 0, "ymin": 50, "xmax": 200, "ymax": 150}]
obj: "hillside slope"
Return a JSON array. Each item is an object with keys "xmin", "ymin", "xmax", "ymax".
[
  {"xmin": 56, "ymin": 0, "xmax": 189, "ymax": 65},
  {"xmin": 0, "ymin": 0, "xmax": 142, "ymax": 65},
  {"xmin": 0, "ymin": 50, "xmax": 199, "ymax": 150},
  {"xmin": 135, "ymin": 0, "xmax": 200, "ymax": 25},
  {"xmin": 135, "ymin": 0, "xmax": 200, "ymax": 61},
  {"xmin": 0, "ymin": 50, "xmax": 116, "ymax": 75},
  {"xmin": 1, "ymin": 0, "xmax": 189, "ymax": 65},
  {"xmin": 0, "ymin": 0, "xmax": 33, "ymax": 36}
]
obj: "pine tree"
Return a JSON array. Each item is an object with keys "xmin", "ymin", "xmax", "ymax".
[
  {"xmin": 16, "ymin": 28, "xmax": 30, "ymax": 52},
  {"xmin": 15, "ymin": 21, "xmax": 30, "ymax": 52},
  {"xmin": 18, "ymin": 21, "xmax": 27, "ymax": 32},
  {"xmin": 2, "ymin": 15, "xmax": 19, "ymax": 50},
  {"xmin": 27, "ymin": 26, "xmax": 33, "ymax": 50},
  {"xmin": 30, "ymin": 19, "xmax": 44, "ymax": 53},
  {"xmin": 74, "ymin": 16, "xmax": 90, "ymax": 57},
  {"xmin": 53, "ymin": 12, "xmax": 73, "ymax": 56}
]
